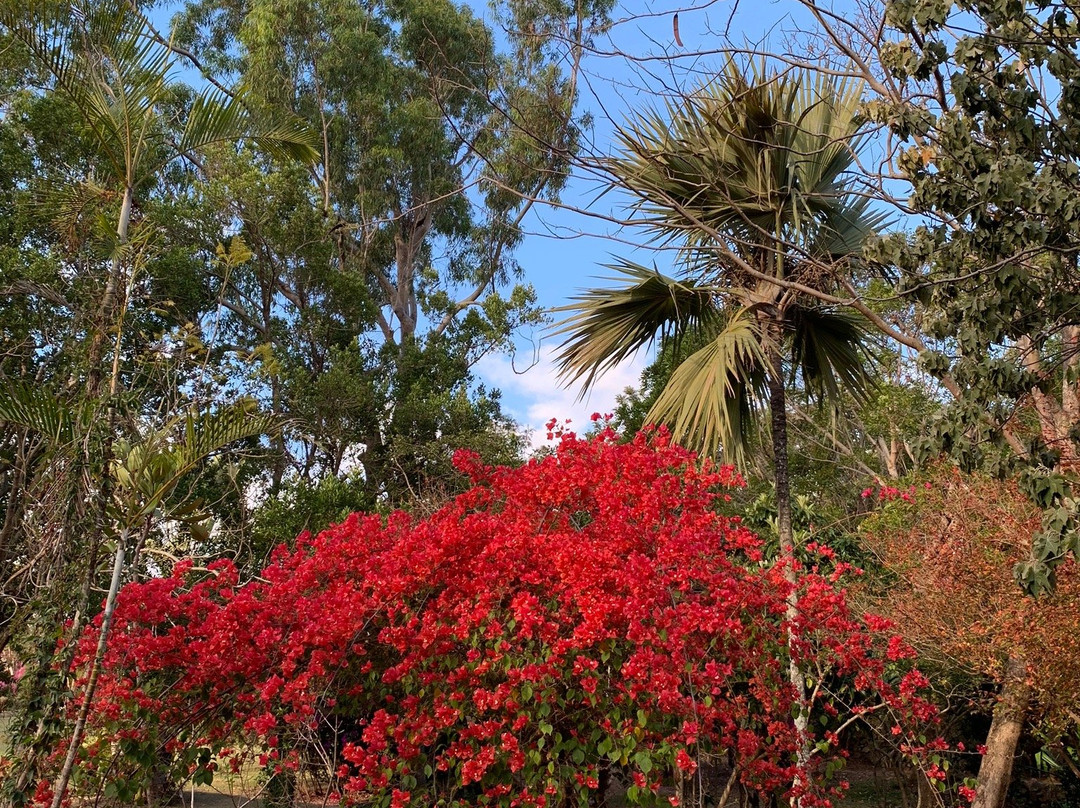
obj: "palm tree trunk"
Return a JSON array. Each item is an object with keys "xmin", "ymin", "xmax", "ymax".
[
  {"xmin": 767, "ymin": 357, "xmax": 810, "ymax": 807},
  {"xmin": 49, "ymin": 527, "xmax": 129, "ymax": 808},
  {"xmin": 50, "ymin": 186, "xmax": 134, "ymax": 808},
  {"xmin": 85, "ymin": 185, "xmax": 132, "ymax": 398}
]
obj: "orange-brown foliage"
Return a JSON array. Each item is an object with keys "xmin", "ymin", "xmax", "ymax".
[{"xmin": 862, "ymin": 467, "xmax": 1080, "ymax": 725}]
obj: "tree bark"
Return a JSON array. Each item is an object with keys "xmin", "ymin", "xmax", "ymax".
[
  {"xmin": 49, "ymin": 528, "xmax": 129, "ymax": 808},
  {"xmin": 972, "ymin": 656, "xmax": 1030, "ymax": 808},
  {"xmin": 85, "ymin": 185, "xmax": 132, "ymax": 398},
  {"xmin": 767, "ymin": 355, "xmax": 810, "ymax": 807}
]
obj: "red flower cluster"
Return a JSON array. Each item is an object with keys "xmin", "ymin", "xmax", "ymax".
[{"xmin": 62, "ymin": 428, "xmax": 931, "ymax": 806}]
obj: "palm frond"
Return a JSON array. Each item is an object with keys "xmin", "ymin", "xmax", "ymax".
[
  {"xmin": 789, "ymin": 307, "xmax": 878, "ymax": 406},
  {"xmin": 176, "ymin": 404, "xmax": 278, "ymax": 473},
  {"xmin": 608, "ymin": 59, "xmax": 870, "ymax": 262},
  {"xmin": 808, "ymin": 195, "xmax": 890, "ymax": 260},
  {"xmin": 551, "ymin": 259, "xmax": 720, "ymax": 391},
  {"xmin": 113, "ymin": 403, "xmax": 278, "ymax": 524},
  {"xmin": 790, "ymin": 70, "xmax": 866, "ymax": 194},
  {"xmin": 180, "ymin": 87, "xmax": 320, "ymax": 164},
  {"xmin": 2, "ymin": 0, "xmax": 318, "ymax": 187},
  {"xmin": 0, "ymin": 380, "xmax": 90, "ymax": 444},
  {"xmin": 42, "ymin": 177, "xmax": 111, "ymax": 242},
  {"xmin": 0, "ymin": 0, "xmax": 119, "ymax": 177},
  {"xmin": 0, "ymin": 0, "xmax": 169, "ymax": 178},
  {"xmin": 647, "ymin": 308, "xmax": 769, "ymax": 460}
]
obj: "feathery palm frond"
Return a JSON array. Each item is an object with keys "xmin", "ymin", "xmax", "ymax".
[
  {"xmin": 0, "ymin": 0, "xmax": 318, "ymax": 191},
  {"xmin": 646, "ymin": 308, "xmax": 769, "ymax": 459},
  {"xmin": 552, "ymin": 259, "xmax": 720, "ymax": 391},
  {"xmin": 0, "ymin": 380, "xmax": 92, "ymax": 443},
  {"xmin": 112, "ymin": 403, "xmax": 278, "ymax": 524},
  {"xmin": 1, "ymin": 0, "xmax": 131, "ymax": 177},
  {"xmin": 180, "ymin": 87, "xmax": 319, "ymax": 164}
]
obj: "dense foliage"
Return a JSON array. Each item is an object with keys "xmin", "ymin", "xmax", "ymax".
[
  {"xmin": 6, "ymin": 0, "xmax": 1080, "ymax": 805},
  {"xmin": 864, "ymin": 471, "xmax": 1080, "ymax": 735},
  {"xmin": 868, "ymin": 0, "xmax": 1080, "ymax": 592},
  {"xmin": 54, "ymin": 429, "xmax": 934, "ymax": 807},
  {"xmin": 0, "ymin": 0, "xmax": 606, "ymax": 796}
]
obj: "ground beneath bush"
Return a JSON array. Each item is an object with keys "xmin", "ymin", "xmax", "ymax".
[{"xmin": 180, "ymin": 762, "xmax": 910, "ymax": 808}]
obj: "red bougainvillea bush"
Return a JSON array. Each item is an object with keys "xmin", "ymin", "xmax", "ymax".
[{"xmin": 56, "ymin": 425, "xmax": 934, "ymax": 807}]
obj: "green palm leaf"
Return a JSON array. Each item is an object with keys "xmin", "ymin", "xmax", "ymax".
[
  {"xmin": 647, "ymin": 308, "xmax": 769, "ymax": 460},
  {"xmin": 552, "ymin": 259, "xmax": 720, "ymax": 391},
  {"xmin": 1, "ymin": 0, "xmax": 318, "ymax": 188},
  {"xmin": 608, "ymin": 59, "xmax": 869, "ymax": 265},
  {"xmin": 789, "ymin": 307, "xmax": 878, "ymax": 405},
  {"xmin": 0, "ymin": 380, "xmax": 92, "ymax": 443},
  {"xmin": 180, "ymin": 87, "xmax": 319, "ymax": 164},
  {"xmin": 114, "ymin": 403, "xmax": 278, "ymax": 524},
  {"xmin": 1, "ymin": 0, "xmax": 126, "ymax": 177},
  {"xmin": 809, "ymin": 196, "xmax": 891, "ymax": 261}
]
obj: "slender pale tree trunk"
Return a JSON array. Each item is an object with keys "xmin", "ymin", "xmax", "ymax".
[
  {"xmin": 972, "ymin": 656, "xmax": 1030, "ymax": 808},
  {"xmin": 85, "ymin": 185, "xmax": 133, "ymax": 398},
  {"xmin": 767, "ymin": 349, "xmax": 810, "ymax": 807},
  {"xmin": 49, "ymin": 528, "xmax": 129, "ymax": 808},
  {"xmin": 50, "ymin": 184, "xmax": 134, "ymax": 808}
]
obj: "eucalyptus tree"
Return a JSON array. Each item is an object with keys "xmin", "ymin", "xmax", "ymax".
[
  {"xmin": 554, "ymin": 62, "xmax": 884, "ymax": 803},
  {"xmin": 167, "ymin": 0, "xmax": 613, "ymax": 509}
]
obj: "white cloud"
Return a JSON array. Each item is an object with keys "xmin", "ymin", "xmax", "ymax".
[{"xmin": 477, "ymin": 345, "xmax": 652, "ymax": 451}]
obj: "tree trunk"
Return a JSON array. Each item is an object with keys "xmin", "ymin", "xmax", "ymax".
[
  {"xmin": 49, "ymin": 528, "xmax": 129, "ymax": 808},
  {"xmin": 767, "ymin": 357, "xmax": 810, "ymax": 807},
  {"xmin": 85, "ymin": 185, "xmax": 133, "ymax": 398},
  {"xmin": 972, "ymin": 656, "xmax": 1030, "ymax": 808},
  {"xmin": 50, "ymin": 185, "xmax": 134, "ymax": 808}
]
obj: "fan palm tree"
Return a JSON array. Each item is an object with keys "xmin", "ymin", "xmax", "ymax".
[{"xmin": 554, "ymin": 61, "xmax": 884, "ymax": 802}]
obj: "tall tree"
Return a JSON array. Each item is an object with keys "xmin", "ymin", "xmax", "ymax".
[
  {"xmin": 639, "ymin": 3, "xmax": 1080, "ymax": 805},
  {"xmin": 167, "ymin": 0, "xmax": 613, "ymax": 511},
  {"xmin": 0, "ymin": 0, "xmax": 318, "ymax": 801},
  {"xmin": 805, "ymin": 2, "xmax": 1080, "ymax": 804},
  {"xmin": 553, "ymin": 62, "xmax": 884, "ymax": 805}
]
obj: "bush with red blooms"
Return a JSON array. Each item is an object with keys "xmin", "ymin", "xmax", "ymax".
[{"xmin": 54, "ymin": 425, "xmax": 934, "ymax": 807}]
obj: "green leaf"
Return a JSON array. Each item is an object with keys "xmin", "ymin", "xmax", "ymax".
[
  {"xmin": 180, "ymin": 87, "xmax": 319, "ymax": 164},
  {"xmin": 552, "ymin": 259, "xmax": 720, "ymax": 392},
  {"xmin": 633, "ymin": 751, "xmax": 653, "ymax": 774},
  {"xmin": 0, "ymin": 379, "xmax": 90, "ymax": 443},
  {"xmin": 647, "ymin": 307, "xmax": 769, "ymax": 460}
]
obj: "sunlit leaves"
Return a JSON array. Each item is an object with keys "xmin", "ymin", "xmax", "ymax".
[{"xmin": 0, "ymin": 0, "xmax": 317, "ymax": 193}]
